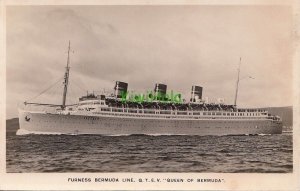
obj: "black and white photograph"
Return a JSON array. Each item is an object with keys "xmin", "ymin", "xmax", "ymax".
[{"xmin": 1, "ymin": 1, "xmax": 299, "ymax": 190}]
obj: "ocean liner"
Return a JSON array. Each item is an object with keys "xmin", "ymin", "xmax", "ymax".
[{"xmin": 17, "ymin": 42, "xmax": 282, "ymax": 135}]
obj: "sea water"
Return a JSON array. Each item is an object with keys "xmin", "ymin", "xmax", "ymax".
[{"xmin": 6, "ymin": 132, "xmax": 292, "ymax": 173}]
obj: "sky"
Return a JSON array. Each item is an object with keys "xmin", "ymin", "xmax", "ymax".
[{"xmin": 6, "ymin": 5, "xmax": 293, "ymax": 119}]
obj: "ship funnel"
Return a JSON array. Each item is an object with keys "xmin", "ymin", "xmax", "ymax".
[
  {"xmin": 190, "ymin": 85, "xmax": 203, "ymax": 102},
  {"xmin": 154, "ymin": 83, "xmax": 167, "ymax": 101},
  {"xmin": 114, "ymin": 81, "xmax": 128, "ymax": 98}
]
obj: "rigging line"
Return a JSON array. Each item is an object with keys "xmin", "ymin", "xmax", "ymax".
[
  {"xmin": 70, "ymin": 79, "xmax": 87, "ymax": 93},
  {"xmin": 48, "ymin": 81, "xmax": 63, "ymax": 101},
  {"xmin": 47, "ymin": 81, "xmax": 60, "ymax": 97},
  {"xmin": 26, "ymin": 77, "xmax": 64, "ymax": 102}
]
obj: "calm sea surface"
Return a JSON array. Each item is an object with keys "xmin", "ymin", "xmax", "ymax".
[{"xmin": 6, "ymin": 132, "xmax": 293, "ymax": 173}]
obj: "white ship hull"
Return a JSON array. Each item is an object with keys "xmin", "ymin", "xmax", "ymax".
[{"xmin": 18, "ymin": 110, "xmax": 282, "ymax": 136}]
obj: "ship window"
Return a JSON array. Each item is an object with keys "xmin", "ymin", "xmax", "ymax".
[
  {"xmin": 144, "ymin": 110, "xmax": 155, "ymax": 114},
  {"xmin": 178, "ymin": 111, "xmax": 187, "ymax": 115},
  {"xmin": 113, "ymin": 108, "xmax": 122, "ymax": 112},
  {"xmin": 161, "ymin": 111, "xmax": 171, "ymax": 114}
]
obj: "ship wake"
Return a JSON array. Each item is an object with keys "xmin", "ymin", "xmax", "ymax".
[{"xmin": 16, "ymin": 129, "xmax": 64, "ymax": 136}]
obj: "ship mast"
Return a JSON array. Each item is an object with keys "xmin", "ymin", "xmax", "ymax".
[
  {"xmin": 234, "ymin": 57, "xmax": 241, "ymax": 106},
  {"xmin": 62, "ymin": 41, "xmax": 71, "ymax": 110}
]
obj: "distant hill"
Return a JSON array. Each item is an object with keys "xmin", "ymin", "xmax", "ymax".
[
  {"xmin": 262, "ymin": 106, "xmax": 293, "ymax": 127},
  {"xmin": 6, "ymin": 118, "xmax": 19, "ymax": 135}
]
